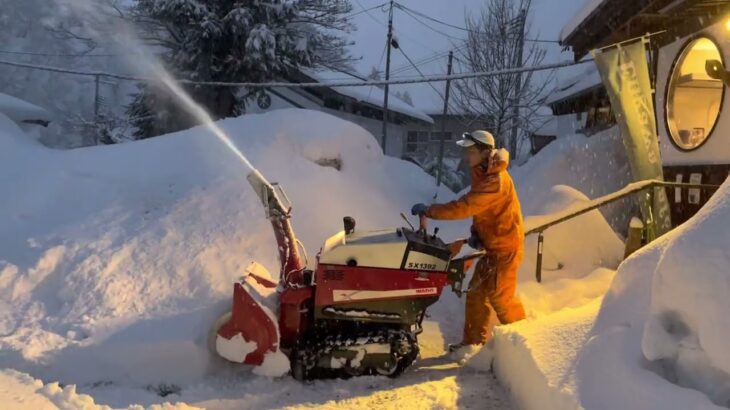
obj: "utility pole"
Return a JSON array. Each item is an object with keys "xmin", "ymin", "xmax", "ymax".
[
  {"xmin": 381, "ymin": 0, "xmax": 394, "ymax": 155},
  {"xmin": 435, "ymin": 51, "xmax": 454, "ymax": 190},
  {"xmin": 94, "ymin": 74, "xmax": 101, "ymax": 123},
  {"xmin": 509, "ymin": 8, "xmax": 527, "ymax": 163},
  {"xmin": 93, "ymin": 74, "xmax": 101, "ymax": 145}
]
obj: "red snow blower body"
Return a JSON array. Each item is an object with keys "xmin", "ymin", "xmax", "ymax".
[{"xmin": 213, "ymin": 171, "xmax": 474, "ymax": 379}]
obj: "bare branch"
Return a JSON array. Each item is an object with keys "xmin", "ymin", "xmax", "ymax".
[{"xmin": 452, "ymin": 0, "xmax": 551, "ymax": 157}]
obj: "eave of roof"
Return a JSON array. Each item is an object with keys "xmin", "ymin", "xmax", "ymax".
[{"xmin": 561, "ymin": 0, "xmax": 730, "ymax": 61}]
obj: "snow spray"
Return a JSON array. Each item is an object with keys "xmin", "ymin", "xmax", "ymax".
[
  {"xmin": 148, "ymin": 65, "xmax": 257, "ymax": 172},
  {"xmin": 56, "ymin": 0, "xmax": 257, "ymax": 173}
]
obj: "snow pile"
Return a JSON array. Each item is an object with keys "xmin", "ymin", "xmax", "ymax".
[
  {"xmin": 641, "ymin": 178, "xmax": 730, "ymax": 406},
  {"xmin": 0, "ymin": 93, "xmax": 51, "ymax": 125},
  {"xmin": 516, "ymin": 184, "xmax": 623, "ymax": 317},
  {"xmin": 486, "ymin": 177, "xmax": 730, "ymax": 409},
  {"xmin": 569, "ymin": 178, "xmax": 730, "ymax": 409}
]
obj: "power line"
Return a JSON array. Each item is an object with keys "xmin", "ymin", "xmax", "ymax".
[
  {"xmin": 396, "ymin": 6, "xmax": 463, "ymax": 41},
  {"xmin": 0, "ymin": 49, "xmax": 117, "ymax": 58},
  {"xmin": 353, "ymin": 0, "xmax": 444, "ymax": 57},
  {"xmin": 397, "ymin": 46, "xmax": 444, "ymax": 100},
  {"xmin": 353, "ymin": 0, "xmax": 389, "ymax": 27},
  {"xmin": 394, "ymin": 2, "xmax": 561, "ymax": 44},
  {"xmin": 344, "ymin": 1, "xmax": 388, "ymax": 20},
  {"xmin": 367, "ymin": 41, "xmax": 388, "ymax": 101},
  {"xmin": 390, "ymin": 52, "xmax": 448, "ymax": 76},
  {"xmin": 389, "ymin": 44, "xmax": 467, "ymax": 76},
  {"xmin": 0, "ymin": 57, "xmax": 593, "ymax": 88}
]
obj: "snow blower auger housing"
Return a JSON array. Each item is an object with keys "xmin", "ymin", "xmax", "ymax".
[{"xmin": 212, "ymin": 170, "xmax": 472, "ymax": 379}]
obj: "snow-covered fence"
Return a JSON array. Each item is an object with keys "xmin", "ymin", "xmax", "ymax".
[{"xmin": 523, "ymin": 180, "xmax": 721, "ymax": 282}]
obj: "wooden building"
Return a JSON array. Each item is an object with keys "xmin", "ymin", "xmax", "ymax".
[
  {"xmin": 561, "ymin": 0, "xmax": 730, "ymax": 225},
  {"xmin": 250, "ymin": 67, "xmax": 434, "ymax": 159}
]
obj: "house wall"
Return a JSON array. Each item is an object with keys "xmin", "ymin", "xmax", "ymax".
[
  {"xmin": 403, "ymin": 115, "xmax": 468, "ymax": 159},
  {"xmin": 556, "ymin": 113, "xmax": 587, "ymax": 136},
  {"xmin": 247, "ymin": 89, "xmax": 412, "ymax": 158},
  {"xmin": 655, "ymin": 19, "xmax": 730, "ymax": 166},
  {"xmin": 654, "ymin": 19, "xmax": 730, "ymax": 225}
]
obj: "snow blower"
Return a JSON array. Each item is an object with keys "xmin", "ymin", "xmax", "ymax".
[{"xmin": 211, "ymin": 170, "xmax": 481, "ymax": 379}]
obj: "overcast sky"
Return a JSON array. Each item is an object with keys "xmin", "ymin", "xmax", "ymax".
[{"xmin": 345, "ymin": 0, "xmax": 589, "ymax": 113}]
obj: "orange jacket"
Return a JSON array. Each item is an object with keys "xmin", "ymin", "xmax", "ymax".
[{"xmin": 426, "ymin": 149, "xmax": 524, "ymax": 252}]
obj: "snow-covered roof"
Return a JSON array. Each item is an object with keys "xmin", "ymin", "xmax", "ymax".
[
  {"xmin": 545, "ymin": 65, "xmax": 602, "ymax": 106},
  {"xmin": 301, "ymin": 68, "xmax": 434, "ymax": 124},
  {"xmin": 0, "ymin": 93, "xmax": 51, "ymax": 126},
  {"xmin": 560, "ymin": 0, "xmax": 607, "ymax": 42},
  {"xmin": 533, "ymin": 115, "xmax": 558, "ymax": 136}
]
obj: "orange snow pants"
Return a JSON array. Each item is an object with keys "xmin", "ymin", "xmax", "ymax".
[{"xmin": 463, "ymin": 249, "xmax": 526, "ymax": 345}]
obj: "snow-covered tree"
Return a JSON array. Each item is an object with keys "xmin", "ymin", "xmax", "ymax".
[
  {"xmin": 128, "ymin": 0, "xmax": 354, "ymax": 139},
  {"xmin": 452, "ymin": 0, "xmax": 551, "ymax": 159},
  {"xmin": 0, "ymin": 0, "xmax": 130, "ymax": 147}
]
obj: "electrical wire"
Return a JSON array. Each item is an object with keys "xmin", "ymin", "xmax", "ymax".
[
  {"xmin": 389, "ymin": 44, "xmax": 467, "ymax": 76},
  {"xmin": 0, "ymin": 49, "xmax": 117, "ymax": 58},
  {"xmin": 397, "ymin": 46, "xmax": 444, "ymax": 100},
  {"xmin": 353, "ymin": 0, "xmax": 446, "ymax": 57},
  {"xmin": 343, "ymin": 1, "xmax": 388, "ymax": 21},
  {"xmin": 0, "ymin": 57, "xmax": 593, "ymax": 87},
  {"xmin": 367, "ymin": 41, "xmax": 389, "ymax": 101},
  {"xmin": 352, "ymin": 0, "xmax": 389, "ymax": 28},
  {"xmin": 394, "ymin": 2, "xmax": 561, "ymax": 44},
  {"xmin": 396, "ymin": 6, "xmax": 463, "ymax": 41}
]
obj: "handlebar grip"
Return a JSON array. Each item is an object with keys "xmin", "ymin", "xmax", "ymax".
[{"xmin": 418, "ymin": 214, "xmax": 428, "ymax": 232}]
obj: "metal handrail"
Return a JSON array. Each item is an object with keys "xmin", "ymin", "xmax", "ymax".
[{"xmin": 524, "ymin": 180, "xmax": 722, "ymax": 282}]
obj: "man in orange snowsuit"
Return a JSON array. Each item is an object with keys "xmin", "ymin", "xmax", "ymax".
[{"xmin": 412, "ymin": 130, "xmax": 526, "ymax": 347}]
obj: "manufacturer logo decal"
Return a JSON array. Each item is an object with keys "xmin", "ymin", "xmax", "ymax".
[{"xmin": 333, "ymin": 287, "xmax": 438, "ymax": 302}]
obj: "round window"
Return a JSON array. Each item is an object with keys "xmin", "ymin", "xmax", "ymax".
[{"xmin": 666, "ymin": 37, "xmax": 725, "ymax": 150}]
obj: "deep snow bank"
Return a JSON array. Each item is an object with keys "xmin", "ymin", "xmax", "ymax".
[
  {"xmin": 641, "ymin": 178, "xmax": 730, "ymax": 406},
  {"xmin": 0, "ymin": 109, "xmax": 457, "ymax": 387},
  {"xmin": 518, "ymin": 185, "xmax": 624, "ymax": 317},
  {"xmin": 567, "ymin": 178, "xmax": 730, "ymax": 410},
  {"xmin": 488, "ymin": 177, "xmax": 730, "ymax": 410}
]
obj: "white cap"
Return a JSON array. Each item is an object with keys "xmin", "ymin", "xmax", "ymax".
[{"xmin": 456, "ymin": 130, "xmax": 495, "ymax": 149}]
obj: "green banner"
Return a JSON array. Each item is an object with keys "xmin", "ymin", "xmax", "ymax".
[{"xmin": 593, "ymin": 39, "xmax": 672, "ymax": 238}]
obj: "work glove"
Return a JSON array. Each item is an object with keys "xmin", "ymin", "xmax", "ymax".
[
  {"xmin": 411, "ymin": 203, "xmax": 428, "ymax": 216},
  {"xmin": 467, "ymin": 226, "xmax": 483, "ymax": 250}
]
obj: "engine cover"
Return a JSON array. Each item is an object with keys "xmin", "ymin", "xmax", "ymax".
[
  {"xmin": 314, "ymin": 227, "xmax": 452, "ymax": 324},
  {"xmin": 317, "ymin": 228, "xmax": 451, "ymax": 271}
]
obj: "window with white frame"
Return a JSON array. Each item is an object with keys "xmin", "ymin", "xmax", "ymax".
[{"xmin": 666, "ymin": 37, "xmax": 725, "ymax": 150}]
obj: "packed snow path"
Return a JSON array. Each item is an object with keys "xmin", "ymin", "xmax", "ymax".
[{"xmin": 84, "ymin": 320, "xmax": 513, "ymax": 409}]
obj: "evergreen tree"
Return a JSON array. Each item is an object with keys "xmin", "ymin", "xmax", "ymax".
[{"xmin": 129, "ymin": 0, "xmax": 353, "ymax": 138}]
